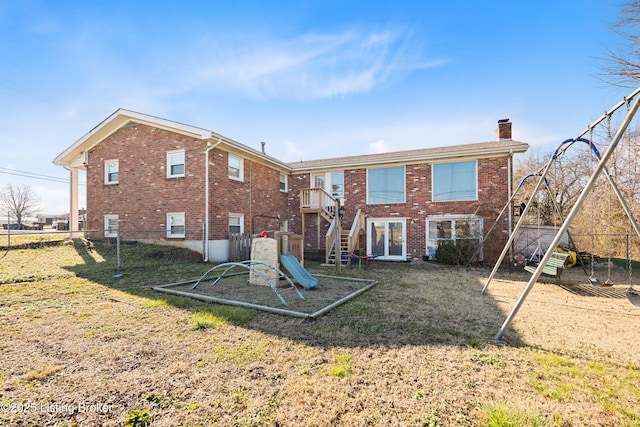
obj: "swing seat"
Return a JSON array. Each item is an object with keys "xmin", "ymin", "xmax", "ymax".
[
  {"xmin": 627, "ymin": 288, "xmax": 640, "ymax": 308},
  {"xmin": 524, "ymin": 251, "xmax": 570, "ymax": 278}
]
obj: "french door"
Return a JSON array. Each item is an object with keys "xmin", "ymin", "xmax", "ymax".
[{"xmin": 367, "ymin": 218, "xmax": 406, "ymax": 261}]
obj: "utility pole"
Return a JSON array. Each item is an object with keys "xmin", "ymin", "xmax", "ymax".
[{"xmin": 335, "ymin": 199, "xmax": 341, "ymax": 274}]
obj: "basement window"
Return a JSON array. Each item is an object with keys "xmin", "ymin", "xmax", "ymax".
[
  {"xmin": 166, "ymin": 212, "xmax": 185, "ymax": 238},
  {"xmin": 229, "ymin": 213, "xmax": 244, "ymax": 235},
  {"xmin": 104, "ymin": 215, "xmax": 119, "ymax": 237},
  {"xmin": 426, "ymin": 215, "xmax": 483, "ymax": 260}
]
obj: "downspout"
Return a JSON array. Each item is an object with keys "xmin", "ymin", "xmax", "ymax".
[
  {"xmin": 204, "ymin": 137, "xmax": 222, "ymax": 262},
  {"xmin": 249, "ymin": 160, "xmax": 253, "ymax": 234}
]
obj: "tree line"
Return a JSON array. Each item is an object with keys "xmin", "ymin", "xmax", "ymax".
[{"xmin": 513, "ymin": 126, "xmax": 640, "ymax": 259}]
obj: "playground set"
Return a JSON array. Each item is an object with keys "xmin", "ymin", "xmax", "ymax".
[
  {"xmin": 480, "ymin": 87, "xmax": 640, "ymax": 340},
  {"xmin": 153, "ymin": 231, "xmax": 377, "ymax": 318}
]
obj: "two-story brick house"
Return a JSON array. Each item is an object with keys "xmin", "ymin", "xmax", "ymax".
[{"xmin": 53, "ymin": 109, "xmax": 528, "ymax": 263}]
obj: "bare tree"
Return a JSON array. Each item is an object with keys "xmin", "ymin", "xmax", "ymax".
[
  {"xmin": 604, "ymin": 1, "xmax": 640, "ymax": 85},
  {"xmin": 0, "ymin": 183, "xmax": 40, "ymax": 226},
  {"xmin": 513, "ymin": 148, "xmax": 593, "ymax": 226}
]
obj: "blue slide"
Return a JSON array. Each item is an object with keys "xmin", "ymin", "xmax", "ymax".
[{"xmin": 280, "ymin": 254, "xmax": 318, "ymax": 290}]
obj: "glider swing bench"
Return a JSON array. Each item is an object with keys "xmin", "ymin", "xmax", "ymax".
[{"xmin": 524, "ymin": 251, "xmax": 570, "ymax": 279}]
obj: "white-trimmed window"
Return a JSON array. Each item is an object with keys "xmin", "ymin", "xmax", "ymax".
[
  {"xmin": 104, "ymin": 215, "xmax": 119, "ymax": 237},
  {"xmin": 166, "ymin": 212, "xmax": 185, "ymax": 238},
  {"xmin": 367, "ymin": 166, "xmax": 405, "ymax": 204},
  {"xmin": 432, "ymin": 160, "xmax": 477, "ymax": 202},
  {"xmin": 426, "ymin": 215, "xmax": 483, "ymax": 260},
  {"xmin": 167, "ymin": 150, "xmax": 185, "ymax": 178},
  {"xmin": 229, "ymin": 213, "xmax": 244, "ymax": 234},
  {"xmin": 279, "ymin": 173, "xmax": 288, "ymax": 192},
  {"xmin": 330, "ymin": 171, "xmax": 344, "ymax": 199},
  {"xmin": 228, "ymin": 154, "xmax": 243, "ymax": 181},
  {"xmin": 104, "ymin": 160, "xmax": 119, "ymax": 184}
]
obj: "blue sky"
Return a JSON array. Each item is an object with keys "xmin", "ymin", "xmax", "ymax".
[{"xmin": 0, "ymin": 0, "xmax": 634, "ymax": 214}]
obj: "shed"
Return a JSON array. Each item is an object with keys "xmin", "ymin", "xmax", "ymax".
[{"xmin": 513, "ymin": 224, "xmax": 571, "ymax": 259}]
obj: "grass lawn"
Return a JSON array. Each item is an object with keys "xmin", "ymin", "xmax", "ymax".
[{"xmin": 0, "ymin": 238, "xmax": 639, "ymax": 426}]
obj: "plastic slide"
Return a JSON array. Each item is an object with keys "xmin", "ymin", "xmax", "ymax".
[{"xmin": 279, "ymin": 254, "xmax": 318, "ymax": 290}]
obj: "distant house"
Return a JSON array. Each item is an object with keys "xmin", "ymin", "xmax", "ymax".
[
  {"xmin": 36, "ymin": 210, "xmax": 86, "ymax": 229},
  {"xmin": 53, "ymin": 109, "xmax": 528, "ymax": 263},
  {"xmin": 36, "ymin": 213, "xmax": 68, "ymax": 226}
]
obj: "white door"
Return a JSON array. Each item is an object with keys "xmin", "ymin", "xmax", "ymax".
[
  {"xmin": 311, "ymin": 173, "xmax": 325, "ymax": 208},
  {"xmin": 367, "ymin": 218, "xmax": 406, "ymax": 261},
  {"xmin": 312, "ymin": 172, "xmax": 344, "ymax": 205}
]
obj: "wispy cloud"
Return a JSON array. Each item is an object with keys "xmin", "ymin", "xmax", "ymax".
[
  {"xmin": 370, "ymin": 139, "xmax": 391, "ymax": 153},
  {"xmin": 193, "ymin": 27, "xmax": 445, "ymax": 100}
]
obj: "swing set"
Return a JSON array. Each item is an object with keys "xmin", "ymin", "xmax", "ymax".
[{"xmin": 479, "ymin": 87, "xmax": 640, "ymax": 340}]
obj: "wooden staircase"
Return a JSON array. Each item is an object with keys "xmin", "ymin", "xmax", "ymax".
[
  {"xmin": 326, "ymin": 228, "xmax": 349, "ymax": 265},
  {"xmin": 299, "ymin": 188, "xmax": 366, "ymax": 266},
  {"xmin": 324, "ymin": 208, "xmax": 367, "ymax": 266}
]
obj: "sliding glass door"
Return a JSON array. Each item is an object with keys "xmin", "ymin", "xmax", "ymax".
[{"xmin": 367, "ymin": 218, "xmax": 406, "ymax": 261}]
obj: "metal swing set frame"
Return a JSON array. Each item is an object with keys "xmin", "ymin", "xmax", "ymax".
[{"xmin": 479, "ymin": 86, "xmax": 640, "ymax": 340}]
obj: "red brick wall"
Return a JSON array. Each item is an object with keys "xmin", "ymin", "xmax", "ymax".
[
  {"xmin": 86, "ymin": 123, "xmax": 512, "ymax": 262},
  {"xmin": 288, "ymin": 156, "xmax": 512, "ymax": 262},
  {"xmin": 86, "ymin": 125, "xmax": 289, "ymax": 242},
  {"xmin": 206, "ymin": 149, "xmax": 288, "ymax": 239},
  {"xmin": 86, "ymin": 124, "xmax": 207, "ymax": 239}
]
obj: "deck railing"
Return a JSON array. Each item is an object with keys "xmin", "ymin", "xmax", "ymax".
[{"xmin": 299, "ymin": 188, "xmax": 336, "ymax": 219}]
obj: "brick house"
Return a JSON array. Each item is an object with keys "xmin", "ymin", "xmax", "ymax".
[{"xmin": 53, "ymin": 109, "xmax": 528, "ymax": 263}]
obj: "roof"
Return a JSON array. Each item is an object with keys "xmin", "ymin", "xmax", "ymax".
[
  {"xmin": 53, "ymin": 109, "xmax": 528, "ymax": 172},
  {"xmin": 52, "ymin": 109, "xmax": 291, "ymax": 171},
  {"xmin": 288, "ymin": 139, "xmax": 529, "ymax": 171}
]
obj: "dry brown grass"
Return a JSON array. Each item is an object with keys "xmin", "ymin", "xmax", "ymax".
[{"xmin": 0, "ymin": 240, "xmax": 639, "ymax": 426}]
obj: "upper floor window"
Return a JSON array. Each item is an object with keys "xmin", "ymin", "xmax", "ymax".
[
  {"xmin": 367, "ymin": 166, "xmax": 405, "ymax": 204},
  {"xmin": 228, "ymin": 154, "xmax": 243, "ymax": 181},
  {"xmin": 166, "ymin": 212, "xmax": 185, "ymax": 238},
  {"xmin": 330, "ymin": 171, "xmax": 344, "ymax": 199},
  {"xmin": 432, "ymin": 160, "xmax": 477, "ymax": 202},
  {"xmin": 104, "ymin": 214, "xmax": 118, "ymax": 237},
  {"xmin": 104, "ymin": 160, "xmax": 119, "ymax": 184},
  {"xmin": 279, "ymin": 173, "xmax": 288, "ymax": 192},
  {"xmin": 167, "ymin": 150, "xmax": 185, "ymax": 178}
]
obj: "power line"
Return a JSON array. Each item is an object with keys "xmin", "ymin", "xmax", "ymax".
[{"xmin": 0, "ymin": 167, "xmax": 86, "ymax": 186}]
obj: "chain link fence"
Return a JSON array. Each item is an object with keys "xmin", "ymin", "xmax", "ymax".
[
  {"xmin": 3, "ymin": 223, "xmax": 639, "ymax": 286},
  {"xmin": 0, "ymin": 225, "xmax": 208, "ymax": 285}
]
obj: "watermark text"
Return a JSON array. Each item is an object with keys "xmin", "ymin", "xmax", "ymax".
[{"xmin": 0, "ymin": 401, "xmax": 111, "ymax": 414}]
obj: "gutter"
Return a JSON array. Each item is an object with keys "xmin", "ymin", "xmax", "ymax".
[
  {"xmin": 288, "ymin": 141, "xmax": 529, "ymax": 172},
  {"xmin": 204, "ymin": 137, "xmax": 222, "ymax": 262}
]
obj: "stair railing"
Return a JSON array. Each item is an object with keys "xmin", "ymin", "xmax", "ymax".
[
  {"xmin": 347, "ymin": 208, "xmax": 366, "ymax": 254},
  {"xmin": 325, "ymin": 216, "xmax": 338, "ymax": 264}
]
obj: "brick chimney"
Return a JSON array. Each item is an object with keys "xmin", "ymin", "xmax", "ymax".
[{"xmin": 496, "ymin": 119, "xmax": 512, "ymax": 141}]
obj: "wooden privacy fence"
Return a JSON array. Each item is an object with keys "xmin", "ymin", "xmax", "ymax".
[
  {"xmin": 229, "ymin": 232, "xmax": 252, "ymax": 261},
  {"xmin": 229, "ymin": 231, "xmax": 306, "ymax": 262}
]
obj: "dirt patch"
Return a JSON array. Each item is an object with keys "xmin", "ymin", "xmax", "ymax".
[
  {"xmin": 156, "ymin": 272, "xmax": 376, "ymax": 317},
  {"xmin": 1, "ymin": 245, "xmax": 639, "ymax": 426}
]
